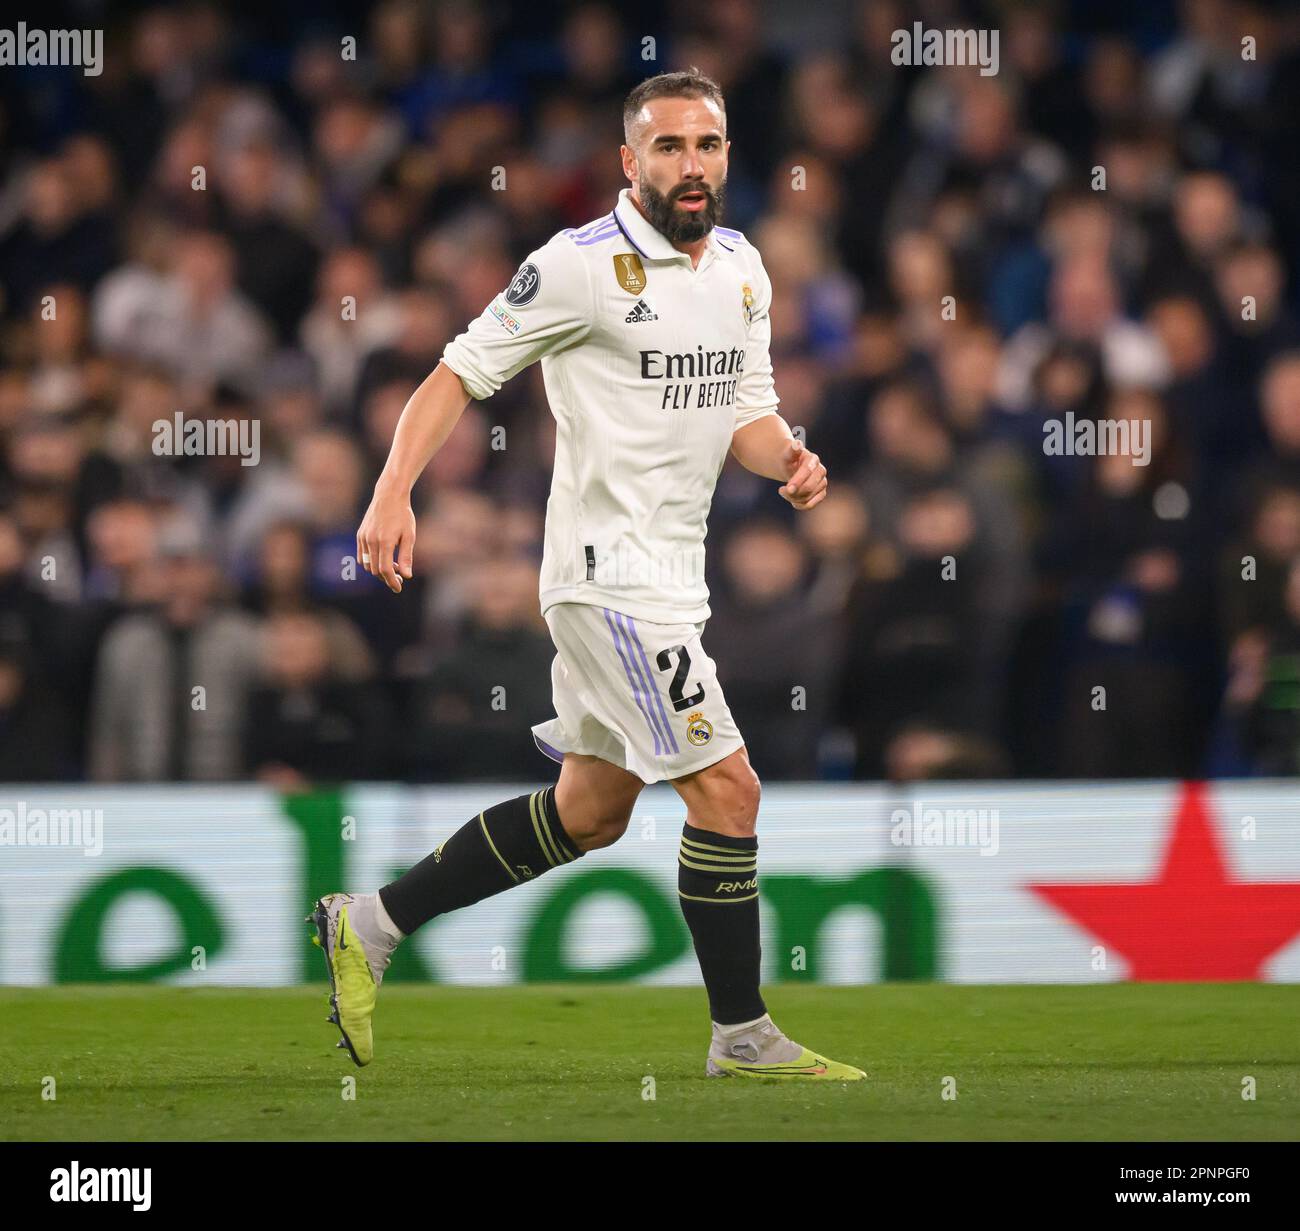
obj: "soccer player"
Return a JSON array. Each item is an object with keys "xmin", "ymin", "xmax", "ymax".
[{"xmin": 310, "ymin": 69, "xmax": 864, "ymax": 1080}]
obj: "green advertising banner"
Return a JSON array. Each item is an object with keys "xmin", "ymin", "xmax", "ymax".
[{"xmin": 3, "ymin": 781, "xmax": 1299, "ymax": 985}]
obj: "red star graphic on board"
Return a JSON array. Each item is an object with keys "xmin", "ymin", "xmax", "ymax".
[{"xmin": 1029, "ymin": 781, "xmax": 1300, "ymax": 980}]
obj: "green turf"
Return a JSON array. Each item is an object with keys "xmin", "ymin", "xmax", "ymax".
[{"xmin": 3, "ymin": 984, "xmax": 1297, "ymax": 1141}]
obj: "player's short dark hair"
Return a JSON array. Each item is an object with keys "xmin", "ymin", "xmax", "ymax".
[{"xmin": 623, "ymin": 68, "xmax": 726, "ymax": 146}]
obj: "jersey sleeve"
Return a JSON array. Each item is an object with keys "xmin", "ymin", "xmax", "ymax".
[
  {"xmin": 733, "ymin": 248, "xmax": 780, "ymax": 430},
  {"xmin": 441, "ymin": 237, "xmax": 593, "ymax": 400}
]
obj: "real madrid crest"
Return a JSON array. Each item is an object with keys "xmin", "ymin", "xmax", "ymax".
[
  {"xmin": 613, "ymin": 252, "xmax": 647, "ymax": 294},
  {"xmin": 741, "ymin": 281, "xmax": 755, "ymax": 326},
  {"xmin": 686, "ymin": 711, "xmax": 714, "ymax": 746}
]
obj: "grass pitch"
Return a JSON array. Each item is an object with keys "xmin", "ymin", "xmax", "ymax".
[{"xmin": 3, "ymin": 983, "xmax": 1297, "ymax": 1141}]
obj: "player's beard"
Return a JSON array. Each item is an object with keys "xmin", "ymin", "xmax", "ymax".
[{"xmin": 639, "ymin": 176, "xmax": 726, "ymax": 244}]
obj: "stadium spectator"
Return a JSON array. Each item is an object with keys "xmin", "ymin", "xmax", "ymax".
[
  {"xmin": 88, "ymin": 520, "xmax": 260, "ymax": 780},
  {"xmin": 241, "ymin": 520, "xmax": 380, "ymax": 683},
  {"xmin": 709, "ymin": 520, "xmax": 835, "ymax": 778},
  {"xmin": 92, "ymin": 229, "xmax": 273, "ymax": 393},
  {"xmin": 1225, "ymin": 559, "xmax": 1300, "ymax": 775},
  {"xmin": 837, "ymin": 486, "xmax": 985, "ymax": 777},
  {"xmin": 0, "ymin": 633, "xmax": 74, "ymax": 780},
  {"xmin": 245, "ymin": 609, "xmax": 394, "ymax": 785},
  {"xmin": 406, "ymin": 556, "xmax": 554, "ymax": 779}
]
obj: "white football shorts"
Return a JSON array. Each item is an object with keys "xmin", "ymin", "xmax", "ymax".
[{"xmin": 531, "ymin": 602, "xmax": 745, "ymax": 783}]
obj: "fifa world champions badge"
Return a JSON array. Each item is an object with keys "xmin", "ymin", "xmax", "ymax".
[
  {"xmin": 614, "ymin": 252, "xmax": 647, "ymax": 293},
  {"xmin": 686, "ymin": 711, "xmax": 714, "ymax": 746},
  {"xmin": 741, "ymin": 281, "xmax": 755, "ymax": 325}
]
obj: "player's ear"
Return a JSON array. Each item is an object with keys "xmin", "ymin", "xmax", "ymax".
[{"xmin": 620, "ymin": 144, "xmax": 637, "ymax": 182}]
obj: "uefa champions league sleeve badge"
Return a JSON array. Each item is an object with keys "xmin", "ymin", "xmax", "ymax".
[{"xmin": 505, "ymin": 262, "xmax": 541, "ymax": 307}]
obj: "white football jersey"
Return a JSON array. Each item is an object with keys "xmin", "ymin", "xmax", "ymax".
[{"xmin": 441, "ymin": 187, "xmax": 779, "ymax": 623}]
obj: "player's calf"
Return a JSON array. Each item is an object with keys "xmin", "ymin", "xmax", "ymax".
[{"xmin": 379, "ymin": 786, "xmax": 584, "ymax": 936}]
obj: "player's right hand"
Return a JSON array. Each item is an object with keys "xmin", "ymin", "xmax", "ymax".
[{"xmin": 357, "ymin": 484, "xmax": 416, "ymax": 594}]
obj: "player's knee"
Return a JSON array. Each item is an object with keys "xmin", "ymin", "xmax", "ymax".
[
  {"xmin": 586, "ymin": 810, "xmax": 632, "ymax": 849},
  {"xmin": 699, "ymin": 757, "xmax": 761, "ymax": 837},
  {"xmin": 558, "ymin": 796, "xmax": 634, "ymax": 851}
]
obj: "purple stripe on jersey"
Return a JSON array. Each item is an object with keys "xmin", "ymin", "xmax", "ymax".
[
  {"xmin": 618, "ymin": 612, "xmax": 680, "ymax": 755},
  {"xmin": 565, "ymin": 224, "xmax": 614, "ymax": 244},
  {"xmin": 572, "ymin": 212, "xmax": 614, "ymax": 239},
  {"xmin": 533, "ymin": 733, "xmax": 565, "ymax": 765},
  {"xmin": 569, "ymin": 219, "xmax": 614, "ymax": 239},
  {"xmin": 715, "ymin": 226, "xmax": 743, "ymax": 238},
  {"xmin": 573, "ymin": 227, "xmax": 619, "ymax": 247},
  {"xmin": 602, "ymin": 607, "xmax": 664, "ymax": 756}
]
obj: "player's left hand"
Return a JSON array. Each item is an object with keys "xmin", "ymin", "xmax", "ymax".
[{"xmin": 778, "ymin": 438, "xmax": 828, "ymax": 510}]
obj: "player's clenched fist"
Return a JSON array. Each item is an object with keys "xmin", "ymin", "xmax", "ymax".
[
  {"xmin": 356, "ymin": 484, "xmax": 417, "ymax": 594},
  {"xmin": 778, "ymin": 438, "xmax": 828, "ymax": 511}
]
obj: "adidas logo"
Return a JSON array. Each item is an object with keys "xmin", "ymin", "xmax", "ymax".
[{"xmin": 625, "ymin": 299, "xmax": 658, "ymax": 323}]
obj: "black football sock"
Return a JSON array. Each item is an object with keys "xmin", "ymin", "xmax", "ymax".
[
  {"xmin": 379, "ymin": 787, "xmax": 582, "ymax": 934},
  {"xmin": 677, "ymin": 822, "xmax": 766, "ymax": 1025}
]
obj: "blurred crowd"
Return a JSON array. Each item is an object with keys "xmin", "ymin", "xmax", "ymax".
[{"xmin": 3, "ymin": 0, "xmax": 1300, "ymax": 785}]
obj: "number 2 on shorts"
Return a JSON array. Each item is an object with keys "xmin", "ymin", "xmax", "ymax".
[{"xmin": 655, "ymin": 644, "xmax": 705, "ymax": 713}]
